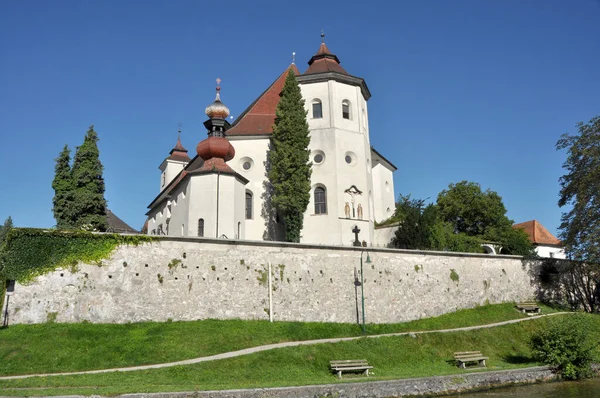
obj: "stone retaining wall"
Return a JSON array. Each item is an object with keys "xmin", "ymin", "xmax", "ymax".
[{"xmin": 5, "ymin": 236, "xmax": 538, "ymax": 324}]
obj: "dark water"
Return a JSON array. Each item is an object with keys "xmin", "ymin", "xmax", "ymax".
[{"xmin": 447, "ymin": 378, "xmax": 600, "ymax": 397}]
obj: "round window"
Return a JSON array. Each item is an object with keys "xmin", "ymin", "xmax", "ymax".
[
  {"xmin": 314, "ymin": 154, "xmax": 323, "ymax": 164},
  {"xmin": 239, "ymin": 157, "xmax": 254, "ymax": 171},
  {"xmin": 345, "ymin": 155, "xmax": 352, "ymax": 164}
]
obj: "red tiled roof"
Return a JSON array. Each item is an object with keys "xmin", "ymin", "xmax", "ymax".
[
  {"xmin": 195, "ymin": 158, "xmax": 236, "ymax": 174},
  {"xmin": 304, "ymin": 42, "xmax": 348, "ymax": 75},
  {"xmin": 167, "ymin": 136, "xmax": 190, "ymax": 162},
  {"xmin": 227, "ymin": 64, "xmax": 300, "ymax": 136},
  {"xmin": 513, "ymin": 220, "xmax": 561, "ymax": 246}
]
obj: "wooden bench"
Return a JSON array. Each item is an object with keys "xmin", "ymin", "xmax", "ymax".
[
  {"xmin": 329, "ymin": 359, "xmax": 373, "ymax": 378},
  {"xmin": 453, "ymin": 351, "xmax": 488, "ymax": 369},
  {"xmin": 516, "ymin": 301, "xmax": 541, "ymax": 314}
]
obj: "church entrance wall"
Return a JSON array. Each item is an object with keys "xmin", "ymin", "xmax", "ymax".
[{"xmin": 5, "ymin": 237, "xmax": 537, "ymax": 325}]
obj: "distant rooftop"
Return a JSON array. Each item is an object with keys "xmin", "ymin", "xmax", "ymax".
[
  {"xmin": 513, "ymin": 220, "xmax": 561, "ymax": 246},
  {"xmin": 106, "ymin": 209, "xmax": 139, "ymax": 234}
]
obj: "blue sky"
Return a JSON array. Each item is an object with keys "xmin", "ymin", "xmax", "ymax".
[{"xmin": 1, "ymin": 0, "xmax": 599, "ymax": 236}]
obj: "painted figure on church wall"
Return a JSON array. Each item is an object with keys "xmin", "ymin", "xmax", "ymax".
[
  {"xmin": 344, "ymin": 202, "xmax": 350, "ymax": 218},
  {"xmin": 357, "ymin": 203, "xmax": 363, "ymax": 220}
]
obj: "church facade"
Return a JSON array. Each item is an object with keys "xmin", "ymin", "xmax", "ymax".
[{"xmin": 145, "ymin": 38, "xmax": 397, "ymax": 246}]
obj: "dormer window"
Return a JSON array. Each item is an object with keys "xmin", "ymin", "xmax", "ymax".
[
  {"xmin": 312, "ymin": 99, "xmax": 322, "ymax": 119},
  {"xmin": 342, "ymin": 100, "xmax": 350, "ymax": 119}
]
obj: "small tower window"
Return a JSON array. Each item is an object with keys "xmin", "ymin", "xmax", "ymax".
[
  {"xmin": 314, "ymin": 186, "xmax": 327, "ymax": 215},
  {"xmin": 198, "ymin": 218, "xmax": 204, "ymax": 237},
  {"xmin": 342, "ymin": 100, "xmax": 351, "ymax": 119},
  {"xmin": 161, "ymin": 172, "xmax": 166, "ymax": 187},
  {"xmin": 245, "ymin": 191, "xmax": 253, "ymax": 219},
  {"xmin": 312, "ymin": 99, "xmax": 323, "ymax": 119}
]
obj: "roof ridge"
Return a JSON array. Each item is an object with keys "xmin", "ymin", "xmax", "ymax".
[{"xmin": 228, "ymin": 64, "xmax": 300, "ymax": 136}]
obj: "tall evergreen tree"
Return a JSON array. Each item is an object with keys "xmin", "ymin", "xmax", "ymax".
[
  {"xmin": 71, "ymin": 125, "xmax": 108, "ymax": 231},
  {"xmin": 267, "ymin": 70, "xmax": 312, "ymax": 242},
  {"xmin": 52, "ymin": 145, "xmax": 75, "ymax": 229},
  {"xmin": 0, "ymin": 216, "xmax": 13, "ymax": 244}
]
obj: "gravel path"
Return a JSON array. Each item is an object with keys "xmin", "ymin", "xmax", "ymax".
[{"xmin": 0, "ymin": 312, "xmax": 569, "ymax": 381}]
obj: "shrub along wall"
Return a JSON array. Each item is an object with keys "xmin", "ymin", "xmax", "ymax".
[{"xmin": 0, "ymin": 229, "xmax": 156, "ymax": 282}]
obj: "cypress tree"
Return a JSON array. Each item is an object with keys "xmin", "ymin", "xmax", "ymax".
[
  {"xmin": 267, "ymin": 70, "xmax": 312, "ymax": 242},
  {"xmin": 0, "ymin": 216, "xmax": 13, "ymax": 244},
  {"xmin": 52, "ymin": 145, "xmax": 75, "ymax": 229},
  {"xmin": 71, "ymin": 125, "xmax": 108, "ymax": 231}
]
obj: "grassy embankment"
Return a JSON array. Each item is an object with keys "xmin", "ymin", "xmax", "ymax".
[{"xmin": 2, "ymin": 304, "xmax": 594, "ymax": 397}]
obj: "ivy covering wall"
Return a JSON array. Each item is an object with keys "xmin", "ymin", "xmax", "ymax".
[{"xmin": 0, "ymin": 228, "xmax": 156, "ymax": 283}]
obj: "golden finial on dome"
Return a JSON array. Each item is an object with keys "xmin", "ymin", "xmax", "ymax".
[{"xmin": 205, "ymin": 77, "xmax": 230, "ymax": 119}]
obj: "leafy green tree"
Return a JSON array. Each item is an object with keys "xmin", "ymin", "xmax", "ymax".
[
  {"xmin": 267, "ymin": 70, "xmax": 312, "ymax": 242},
  {"xmin": 530, "ymin": 314, "xmax": 598, "ymax": 379},
  {"xmin": 437, "ymin": 181, "xmax": 512, "ymax": 236},
  {"xmin": 52, "ymin": 145, "xmax": 75, "ymax": 229},
  {"xmin": 437, "ymin": 181, "xmax": 533, "ymax": 255},
  {"xmin": 71, "ymin": 126, "xmax": 108, "ymax": 231},
  {"xmin": 429, "ymin": 221, "xmax": 484, "ymax": 253},
  {"xmin": 392, "ymin": 195, "xmax": 438, "ymax": 250},
  {"xmin": 557, "ymin": 115, "xmax": 600, "ymax": 265}
]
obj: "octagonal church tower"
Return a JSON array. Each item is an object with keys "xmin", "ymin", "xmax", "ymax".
[{"xmin": 227, "ymin": 35, "xmax": 397, "ymax": 246}]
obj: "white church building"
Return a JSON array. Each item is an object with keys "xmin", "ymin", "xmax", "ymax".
[{"xmin": 145, "ymin": 37, "xmax": 397, "ymax": 246}]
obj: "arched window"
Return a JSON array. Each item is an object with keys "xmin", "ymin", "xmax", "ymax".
[
  {"xmin": 312, "ymin": 99, "xmax": 322, "ymax": 119},
  {"xmin": 342, "ymin": 100, "xmax": 351, "ymax": 119},
  {"xmin": 314, "ymin": 186, "xmax": 327, "ymax": 214},
  {"xmin": 245, "ymin": 191, "xmax": 253, "ymax": 219},
  {"xmin": 197, "ymin": 218, "xmax": 204, "ymax": 237}
]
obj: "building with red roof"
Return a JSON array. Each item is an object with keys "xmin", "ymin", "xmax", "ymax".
[
  {"xmin": 513, "ymin": 220, "xmax": 566, "ymax": 258},
  {"xmin": 146, "ymin": 35, "xmax": 397, "ymax": 245}
]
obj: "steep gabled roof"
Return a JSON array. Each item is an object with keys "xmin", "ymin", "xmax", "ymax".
[
  {"xmin": 106, "ymin": 209, "xmax": 139, "ymax": 234},
  {"xmin": 513, "ymin": 220, "xmax": 561, "ymax": 246},
  {"xmin": 227, "ymin": 64, "xmax": 300, "ymax": 136}
]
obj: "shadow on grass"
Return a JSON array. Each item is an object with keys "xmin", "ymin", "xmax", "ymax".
[{"xmin": 503, "ymin": 354, "xmax": 535, "ymax": 364}]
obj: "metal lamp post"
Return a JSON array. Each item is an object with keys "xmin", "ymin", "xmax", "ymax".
[{"xmin": 360, "ymin": 251, "xmax": 371, "ymax": 334}]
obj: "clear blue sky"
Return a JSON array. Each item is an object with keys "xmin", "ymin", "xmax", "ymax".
[{"xmin": 1, "ymin": 0, "xmax": 599, "ymax": 236}]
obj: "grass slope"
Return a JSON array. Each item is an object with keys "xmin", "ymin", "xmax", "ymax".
[
  {"xmin": 2, "ymin": 313, "xmax": 598, "ymax": 397},
  {"xmin": 0, "ymin": 303, "xmax": 557, "ymax": 376}
]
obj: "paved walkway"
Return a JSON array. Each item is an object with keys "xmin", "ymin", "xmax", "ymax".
[{"xmin": 0, "ymin": 312, "xmax": 570, "ymax": 381}]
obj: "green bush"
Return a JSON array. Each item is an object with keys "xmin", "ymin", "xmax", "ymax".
[{"xmin": 529, "ymin": 314, "xmax": 598, "ymax": 379}]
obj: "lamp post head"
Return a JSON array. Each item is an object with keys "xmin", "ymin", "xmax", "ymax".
[{"xmin": 365, "ymin": 253, "xmax": 372, "ymax": 264}]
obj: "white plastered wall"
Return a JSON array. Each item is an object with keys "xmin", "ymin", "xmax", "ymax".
[
  {"xmin": 159, "ymin": 159, "xmax": 187, "ymax": 192},
  {"xmin": 187, "ymin": 173, "xmax": 246, "ymax": 240},
  {"xmin": 535, "ymin": 245, "xmax": 566, "ymax": 259},
  {"xmin": 372, "ymin": 162, "xmax": 396, "ymax": 223},
  {"xmin": 229, "ymin": 137, "xmax": 270, "ymax": 241},
  {"xmin": 298, "ymin": 79, "xmax": 374, "ymax": 245}
]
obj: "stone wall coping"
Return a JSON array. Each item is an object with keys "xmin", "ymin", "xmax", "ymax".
[{"xmin": 137, "ymin": 234, "xmax": 525, "ymax": 260}]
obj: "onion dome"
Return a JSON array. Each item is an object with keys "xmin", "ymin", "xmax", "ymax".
[
  {"xmin": 205, "ymin": 78, "xmax": 230, "ymax": 119},
  {"xmin": 196, "ymin": 78, "xmax": 236, "ymax": 167},
  {"xmin": 196, "ymin": 136, "xmax": 235, "ymax": 162}
]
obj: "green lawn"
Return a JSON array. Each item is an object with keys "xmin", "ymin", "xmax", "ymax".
[
  {"xmin": 2, "ymin": 312, "xmax": 597, "ymax": 397},
  {"xmin": 0, "ymin": 303, "xmax": 578, "ymax": 397},
  {"xmin": 0, "ymin": 303, "xmax": 558, "ymax": 376}
]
